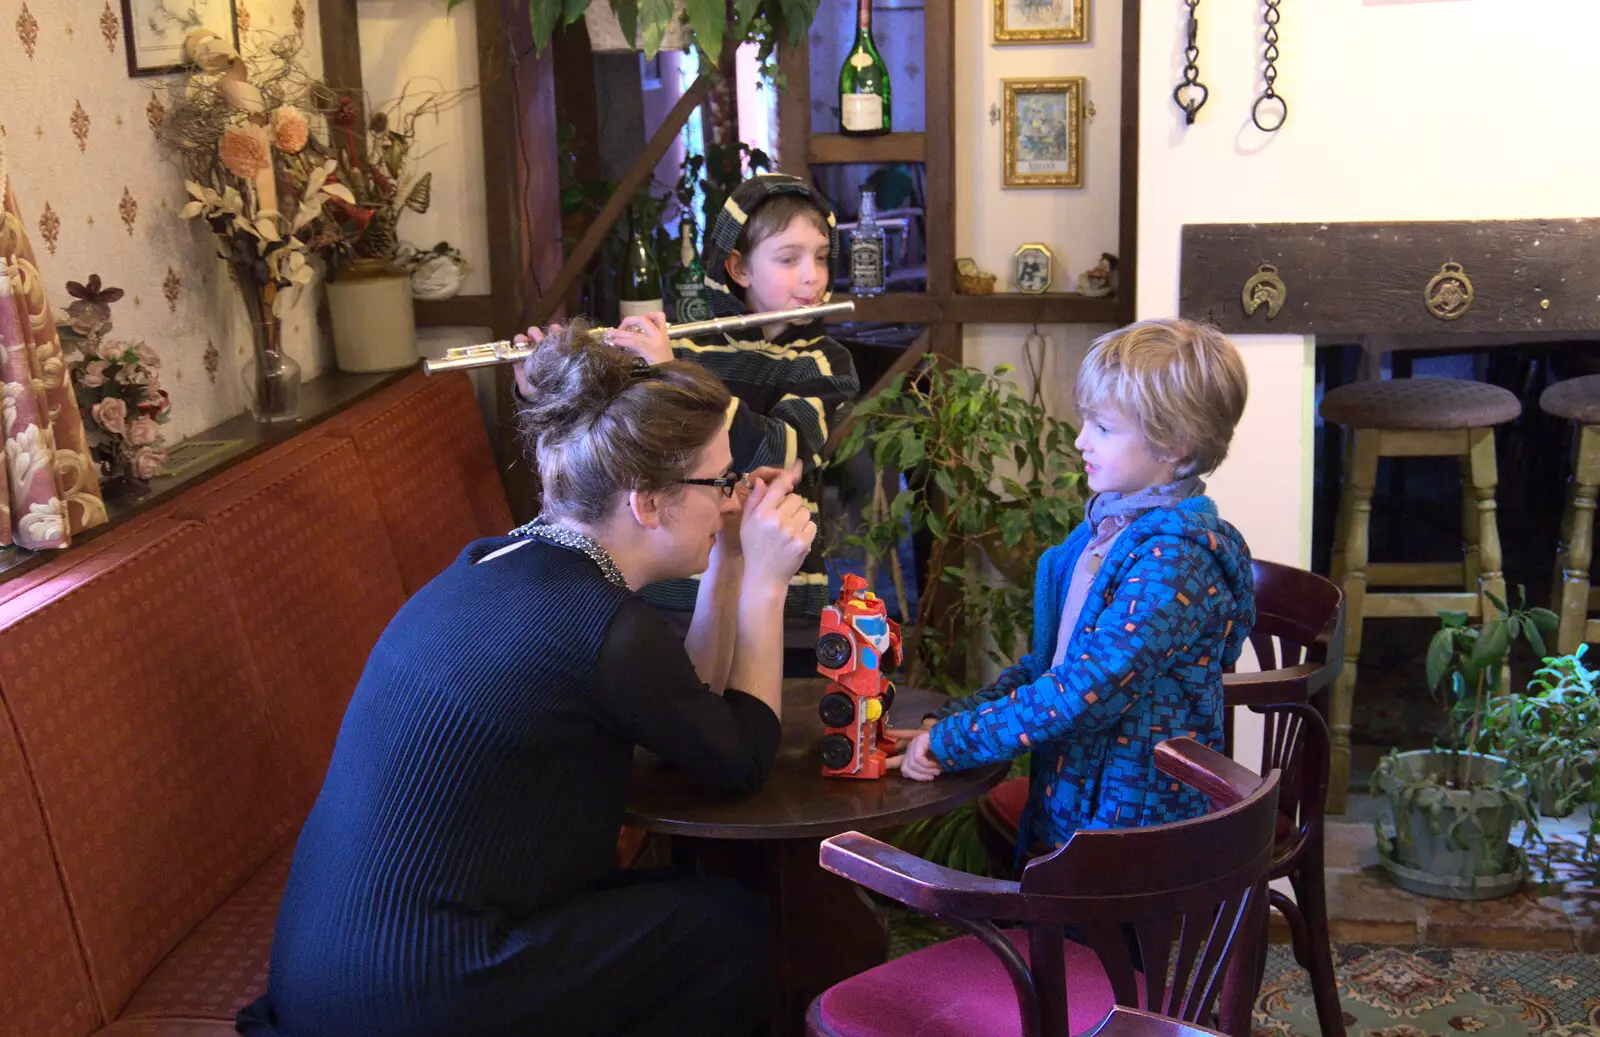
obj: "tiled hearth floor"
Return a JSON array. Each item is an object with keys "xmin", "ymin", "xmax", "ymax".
[{"xmin": 1276, "ymin": 796, "xmax": 1599, "ymax": 953}]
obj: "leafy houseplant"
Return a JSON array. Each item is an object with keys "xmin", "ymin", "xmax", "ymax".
[
  {"xmin": 1477, "ymin": 645, "xmax": 1599, "ymax": 854},
  {"xmin": 832, "ymin": 361, "xmax": 1087, "ymax": 696},
  {"xmin": 1371, "ymin": 592, "xmax": 1557, "ymax": 900},
  {"xmin": 448, "ymin": 0, "xmax": 822, "ymax": 69}
]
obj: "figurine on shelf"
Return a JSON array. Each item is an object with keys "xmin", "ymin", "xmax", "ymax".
[
  {"xmin": 1077, "ymin": 252, "xmax": 1119, "ymax": 298},
  {"xmin": 954, "ymin": 257, "xmax": 997, "ymax": 295},
  {"xmin": 815, "ymin": 573, "xmax": 902, "ymax": 780}
]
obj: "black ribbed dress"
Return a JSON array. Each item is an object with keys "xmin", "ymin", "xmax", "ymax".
[{"xmin": 237, "ymin": 536, "xmax": 781, "ymax": 1037}]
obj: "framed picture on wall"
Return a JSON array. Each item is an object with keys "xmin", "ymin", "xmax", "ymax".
[
  {"xmin": 121, "ymin": 0, "xmax": 239, "ymax": 77},
  {"xmin": 993, "ymin": 0, "xmax": 1088, "ymax": 44},
  {"xmin": 1002, "ymin": 77, "xmax": 1084, "ymax": 188}
]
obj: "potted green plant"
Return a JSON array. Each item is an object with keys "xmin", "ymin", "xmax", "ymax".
[
  {"xmin": 1478, "ymin": 645, "xmax": 1599, "ymax": 851},
  {"xmin": 1372, "ymin": 592, "xmax": 1556, "ymax": 900},
  {"xmin": 831, "ymin": 360, "xmax": 1086, "ymax": 695}
]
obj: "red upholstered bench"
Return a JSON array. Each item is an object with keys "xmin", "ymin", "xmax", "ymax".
[{"xmin": 0, "ymin": 372, "xmax": 515, "ymax": 1037}]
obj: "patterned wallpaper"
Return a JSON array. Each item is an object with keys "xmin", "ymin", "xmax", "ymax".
[{"xmin": 0, "ymin": 0, "xmax": 331, "ymax": 443}]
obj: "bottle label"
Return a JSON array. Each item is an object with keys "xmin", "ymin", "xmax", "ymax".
[
  {"xmin": 841, "ymin": 94, "xmax": 883, "ymax": 132},
  {"xmin": 674, "ymin": 286, "xmax": 710, "ymax": 323},
  {"xmin": 851, "ymin": 239, "xmax": 884, "ymax": 290},
  {"xmin": 619, "ymin": 299, "xmax": 664, "ymax": 319},
  {"xmin": 849, "ymin": 51, "xmax": 874, "ymax": 69}
]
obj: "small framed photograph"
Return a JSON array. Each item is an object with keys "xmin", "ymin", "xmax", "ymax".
[
  {"xmin": 121, "ymin": 0, "xmax": 239, "ymax": 77},
  {"xmin": 1003, "ymin": 77, "xmax": 1084, "ymax": 189},
  {"xmin": 1013, "ymin": 243, "xmax": 1054, "ymax": 294},
  {"xmin": 994, "ymin": 0, "xmax": 1088, "ymax": 44}
]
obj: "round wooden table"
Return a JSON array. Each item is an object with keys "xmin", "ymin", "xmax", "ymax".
[{"xmin": 626, "ymin": 680, "xmax": 1007, "ymax": 1036}]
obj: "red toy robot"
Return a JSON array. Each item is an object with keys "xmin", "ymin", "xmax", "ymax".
[{"xmin": 816, "ymin": 573, "xmax": 903, "ymax": 779}]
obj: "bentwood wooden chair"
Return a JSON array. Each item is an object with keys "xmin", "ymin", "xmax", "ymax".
[{"xmin": 804, "ymin": 738, "xmax": 1281, "ymax": 1037}]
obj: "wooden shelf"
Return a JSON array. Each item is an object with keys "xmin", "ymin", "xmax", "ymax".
[
  {"xmin": 948, "ymin": 292, "xmax": 1121, "ymax": 325},
  {"xmin": 415, "ymin": 294, "xmax": 494, "ymax": 328},
  {"xmin": 829, "ymin": 293, "xmax": 936, "ymax": 324},
  {"xmin": 808, "ymin": 132, "xmax": 926, "ymax": 165}
]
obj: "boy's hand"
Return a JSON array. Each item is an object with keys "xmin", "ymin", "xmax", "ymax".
[
  {"xmin": 887, "ymin": 731, "xmax": 943, "ymax": 782},
  {"xmin": 511, "ymin": 324, "xmax": 549, "ymax": 401},
  {"xmin": 607, "ymin": 311, "xmax": 674, "ymax": 366},
  {"xmin": 884, "ymin": 718, "xmax": 936, "ymax": 752}
]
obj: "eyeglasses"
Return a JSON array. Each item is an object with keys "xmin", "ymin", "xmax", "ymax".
[{"xmin": 677, "ymin": 473, "xmax": 745, "ymax": 499}]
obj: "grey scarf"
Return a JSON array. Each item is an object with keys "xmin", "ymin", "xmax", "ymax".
[{"xmin": 1083, "ymin": 476, "xmax": 1206, "ymax": 566}]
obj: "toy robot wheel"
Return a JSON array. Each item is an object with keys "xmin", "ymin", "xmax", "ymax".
[
  {"xmin": 819, "ymin": 733, "xmax": 856, "ymax": 770},
  {"xmin": 880, "ymin": 681, "xmax": 896, "ymax": 713},
  {"xmin": 816, "ymin": 632, "xmax": 852, "ymax": 670},
  {"xmin": 819, "ymin": 692, "xmax": 856, "ymax": 728}
]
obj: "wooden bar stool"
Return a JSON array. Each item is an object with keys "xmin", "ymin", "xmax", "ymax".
[
  {"xmin": 1319, "ymin": 377, "xmax": 1522, "ymax": 812},
  {"xmin": 1541, "ymin": 374, "xmax": 1600, "ymax": 653}
]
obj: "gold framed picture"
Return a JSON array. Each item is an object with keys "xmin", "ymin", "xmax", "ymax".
[
  {"xmin": 1003, "ymin": 77, "xmax": 1084, "ymax": 189},
  {"xmin": 993, "ymin": 0, "xmax": 1088, "ymax": 44}
]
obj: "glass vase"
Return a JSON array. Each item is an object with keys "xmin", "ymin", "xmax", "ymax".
[{"xmin": 242, "ymin": 339, "xmax": 302, "ymax": 423}]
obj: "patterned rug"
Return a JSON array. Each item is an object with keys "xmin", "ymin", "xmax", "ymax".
[
  {"xmin": 886, "ymin": 912, "xmax": 1600, "ymax": 1035},
  {"xmin": 1255, "ymin": 943, "xmax": 1600, "ymax": 1037}
]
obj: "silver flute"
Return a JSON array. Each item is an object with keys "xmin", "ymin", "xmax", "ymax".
[{"xmin": 421, "ymin": 300, "xmax": 856, "ymax": 375}]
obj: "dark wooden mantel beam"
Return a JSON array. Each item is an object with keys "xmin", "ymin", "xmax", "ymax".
[{"xmin": 1180, "ymin": 218, "xmax": 1600, "ymax": 338}]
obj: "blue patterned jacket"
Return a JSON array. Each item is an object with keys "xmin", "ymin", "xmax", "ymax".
[{"xmin": 928, "ymin": 497, "xmax": 1255, "ymax": 854}]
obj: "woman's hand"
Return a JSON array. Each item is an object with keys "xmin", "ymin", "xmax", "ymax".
[
  {"xmin": 739, "ymin": 463, "xmax": 815, "ymax": 588},
  {"xmin": 714, "ymin": 464, "xmax": 791, "ymax": 560},
  {"xmin": 887, "ymin": 730, "xmax": 944, "ymax": 782},
  {"xmin": 606, "ymin": 311, "xmax": 674, "ymax": 366}
]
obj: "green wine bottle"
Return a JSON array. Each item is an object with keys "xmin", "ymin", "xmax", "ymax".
[
  {"xmin": 838, "ymin": 0, "xmax": 891, "ymax": 137},
  {"xmin": 619, "ymin": 207, "xmax": 663, "ymax": 319},
  {"xmin": 672, "ymin": 218, "xmax": 710, "ymax": 323}
]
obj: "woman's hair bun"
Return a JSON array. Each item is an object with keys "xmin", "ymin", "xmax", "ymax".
[{"xmin": 515, "ymin": 320, "xmax": 636, "ymax": 444}]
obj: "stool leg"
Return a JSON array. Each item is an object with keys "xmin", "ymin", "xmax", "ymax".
[
  {"xmin": 1330, "ymin": 426, "xmax": 1354, "ymax": 585},
  {"xmin": 1329, "ymin": 429, "xmax": 1378, "ymax": 814},
  {"xmin": 1459, "ymin": 455, "xmax": 1480, "ymax": 593},
  {"xmin": 1466, "ymin": 427, "xmax": 1507, "ymax": 623},
  {"xmin": 1555, "ymin": 425, "xmax": 1600, "ymax": 654}
]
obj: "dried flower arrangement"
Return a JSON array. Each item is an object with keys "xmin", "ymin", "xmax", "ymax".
[
  {"xmin": 58, "ymin": 275, "xmax": 171, "ymax": 496},
  {"xmin": 158, "ymin": 29, "xmax": 353, "ymax": 418}
]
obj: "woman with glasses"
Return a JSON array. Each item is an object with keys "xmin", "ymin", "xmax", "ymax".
[{"xmin": 239, "ymin": 322, "xmax": 815, "ymax": 1037}]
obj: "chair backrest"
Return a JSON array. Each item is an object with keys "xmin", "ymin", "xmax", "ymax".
[
  {"xmin": 1013, "ymin": 739, "xmax": 1281, "ymax": 1036},
  {"xmin": 1223, "ymin": 559, "xmax": 1343, "ymax": 864}
]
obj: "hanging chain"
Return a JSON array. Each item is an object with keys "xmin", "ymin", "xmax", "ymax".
[
  {"xmin": 1172, "ymin": 0, "xmax": 1208, "ymax": 124},
  {"xmin": 1252, "ymin": 0, "xmax": 1287, "ymax": 132}
]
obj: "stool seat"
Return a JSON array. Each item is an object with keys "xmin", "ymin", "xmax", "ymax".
[
  {"xmin": 1320, "ymin": 377, "xmax": 1522, "ymax": 430},
  {"xmin": 1539, "ymin": 375, "xmax": 1600, "ymax": 424}
]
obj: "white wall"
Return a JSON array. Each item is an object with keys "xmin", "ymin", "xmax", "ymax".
[
  {"xmin": 1138, "ymin": 0, "xmax": 1600, "ymax": 766},
  {"xmin": 356, "ymin": 1, "xmax": 491, "ymax": 295}
]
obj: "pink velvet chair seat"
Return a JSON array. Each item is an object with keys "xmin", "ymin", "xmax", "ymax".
[{"xmin": 810, "ymin": 929, "xmax": 1143, "ymax": 1037}]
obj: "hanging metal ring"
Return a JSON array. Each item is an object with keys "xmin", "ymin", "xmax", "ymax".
[
  {"xmin": 1174, "ymin": 82, "xmax": 1210, "ymax": 125},
  {"xmin": 1251, "ymin": 92, "xmax": 1287, "ymax": 132}
]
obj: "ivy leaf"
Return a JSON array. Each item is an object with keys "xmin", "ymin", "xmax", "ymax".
[
  {"xmin": 609, "ymin": 0, "xmax": 640, "ymax": 50},
  {"xmin": 926, "ymin": 510, "xmax": 948, "ymax": 542},
  {"xmin": 529, "ymin": 0, "xmax": 563, "ymax": 53},
  {"xmin": 562, "ymin": 0, "xmax": 589, "ymax": 23},
  {"xmin": 684, "ymin": 0, "xmax": 725, "ymax": 61},
  {"xmin": 733, "ymin": 0, "xmax": 761, "ymax": 37},
  {"xmin": 638, "ymin": 0, "xmax": 676, "ymax": 57}
]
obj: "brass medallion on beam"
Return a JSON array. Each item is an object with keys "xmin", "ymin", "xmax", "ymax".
[
  {"xmin": 1241, "ymin": 263, "xmax": 1287, "ymax": 319},
  {"xmin": 1425, "ymin": 262, "xmax": 1474, "ymax": 320}
]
